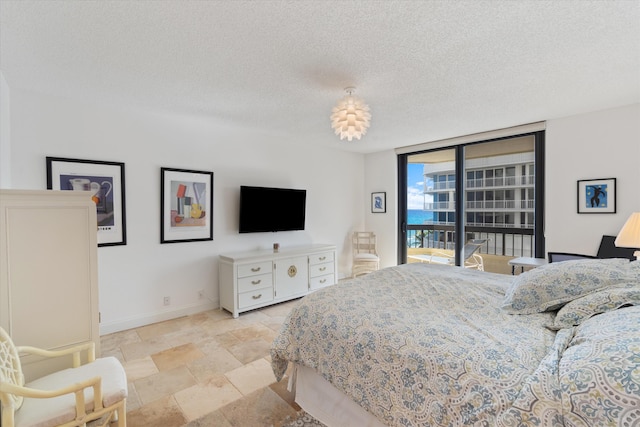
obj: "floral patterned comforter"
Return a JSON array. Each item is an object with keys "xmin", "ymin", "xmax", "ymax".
[
  {"xmin": 271, "ymin": 263, "xmax": 640, "ymax": 426},
  {"xmin": 271, "ymin": 263, "xmax": 557, "ymax": 426}
]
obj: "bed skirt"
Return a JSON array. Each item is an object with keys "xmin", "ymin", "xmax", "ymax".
[{"xmin": 290, "ymin": 363, "xmax": 386, "ymax": 427}]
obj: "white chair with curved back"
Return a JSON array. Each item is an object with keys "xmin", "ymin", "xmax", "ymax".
[
  {"xmin": 0, "ymin": 326, "xmax": 127, "ymax": 427},
  {"xmin": 352, "ymin": 231, "xmax": 380, "ymax": 278}
]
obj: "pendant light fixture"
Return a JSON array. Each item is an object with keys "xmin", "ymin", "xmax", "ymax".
[{"xmin": 330, "ymin": 87, "xmax": 371, "ymax": 141}]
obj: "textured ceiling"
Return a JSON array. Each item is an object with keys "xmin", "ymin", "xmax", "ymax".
[{"xmin": 1, "ymin": 0, "xmax": 639, "ymax": 154}]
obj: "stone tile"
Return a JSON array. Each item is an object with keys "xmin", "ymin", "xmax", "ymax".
[
  {"xmin": 212, "ymin": 331, "xmax": 242, "ymax": 349},
  {"xmin": 174, "ymin": 374, "xmax": 244, "ymax": 421},
  {"xmin": 230, "ymin": 324, "xmax": 277, "ymax": 343},
  {"xmin": 219, "ymin": 386, "xmax": 298, "ymax": 427},
  {"xmin": 102, "ymin": 304, "xmax": 300, "ymax": 426},
  {"xmin": 151, "ymin": 343, "xmax": 204, "ymax": 372},
  {"xmin": 125, "ymin": 382, "xmax": 142, "ymax": 412},
  {"xmin": 126, "ymin": 396, "xmax": 186, "ymax": 427},
  {"xmin": 135, "ymin": 316, "xmax": 191, "ymax": 340},
  {"xmin": 122, "ymin": 356, "xmax": 159, "ymax": 382},
  {"xmin": 183, "ymin": 409, "xmax": 234, "ymax": 427},
  {"xmin": 121, "ymin": 336, "xmax": 173, "ymax": 361},
  {"xmin": 269, "ymin": 375, "xmax": 300, "ymax": 411},
  {"xmin": 262, "ymin": 315, "xmax": 288, "ymax": 332},
  {"xmin": 134, "ymin": 366, "xmax": 196, "ymax": 405},
  {"xmin": 187, "ymin": 349, "xmax": 243, "ymax": 382},
  {"xmin": 227, "ymin": 338, "xmax": 272, "ymax": 364},
  {"xmin": 225, "ymin": 358, "xmax": 277, "ymax": 396},
  {"xmin": 100, "ymin": 329, "xmax": 141, "ymax": 353}
]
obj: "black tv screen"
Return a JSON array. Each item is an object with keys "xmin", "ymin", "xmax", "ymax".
[{"xmin": 239, "ymin": 186, "xmax": 306, "ymax": 233}]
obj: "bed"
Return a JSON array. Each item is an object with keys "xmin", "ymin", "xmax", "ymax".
[{"xmin": 271, "ymin": 260, "xmax": 640, "ymax": 426}]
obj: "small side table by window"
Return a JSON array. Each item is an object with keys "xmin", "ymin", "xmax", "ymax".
[{"xmin": 508, "ymin": 257, "xmax": 548, "ymax": 275}]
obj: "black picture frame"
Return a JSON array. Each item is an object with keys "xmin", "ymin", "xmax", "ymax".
[
  {"xmin": 371, "ymin": 192, "xmax": 386, "ymax": 213},
  {"xmin": 46, "ymin": 156, "xmax": 127, "ymax": 246},
  {"xmin": 577, "ymin": 178, "xmax": 616, "ymax": 214},
  {"xmin": 161, "ymin": 167, "xmax": 214, "ymax": 243}
]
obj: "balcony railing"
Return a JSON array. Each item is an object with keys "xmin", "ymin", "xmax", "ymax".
[
  {"xmin": 428, "ymin": 175, "xmax": 535, "ymax": 191},
  {"xmin": 406, "ymin": 224, "xmax": 535, "ymax": 257},
  {"xmin": 425, "ymin": 200, "xmax": 535, "ymax": 211}
]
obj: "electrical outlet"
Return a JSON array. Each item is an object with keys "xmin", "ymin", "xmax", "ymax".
[
  {"xmin": 163, "ymin": 296, "xmax": 170, "ymax": 306},
  {"xmin": 198, "ymin": 289, "xmax": 205, "ymax": 299}
]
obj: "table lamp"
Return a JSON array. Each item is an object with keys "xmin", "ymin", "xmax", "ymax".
[{"xmin": 615, "ymin": 212, "xmax": 640, "ymax": 260}]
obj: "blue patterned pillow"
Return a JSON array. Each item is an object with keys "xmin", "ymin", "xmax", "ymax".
[
  {"xmin": 502, "ymin": 258, "xmax": 630, "ymax": 314},
  {"xmin": 549, "ymin": 282, "xmax": 640, "ymax": 330},
  {"xmin": 559, "ymin": 305, "xmax": 640, "ymax": 425}
]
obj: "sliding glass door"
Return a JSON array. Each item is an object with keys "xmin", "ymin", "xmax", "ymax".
[{"xmin": 398, "ymin": 132, "xmax": 545, "ymax": 274}]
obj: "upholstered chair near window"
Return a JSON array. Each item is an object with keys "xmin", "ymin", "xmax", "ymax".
[{"xmin": 0, "ymin": 327, "xmax": 127, "ymax": 427}]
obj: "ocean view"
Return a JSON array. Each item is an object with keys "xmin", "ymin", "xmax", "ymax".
[{"xmin": 407, "ymin": 209, "xmax": 432, "ymax": 225}]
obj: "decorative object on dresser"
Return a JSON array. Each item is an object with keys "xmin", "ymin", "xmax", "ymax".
[
  {"xmin": 46, "ymin": 156, "xmax": 127, "ymax": 246},
  {"xmin": 577, "ymin": 177, "xmax": 616, "ymax": 214},
  {"xmin": 219, "ymin": 245, "xmax": 337, "ymax": 318},
  {"xmin": 0, "ymin": 190, "xmax": 100, "ymax": 382},
  {"xmin": 160, "ymin": 167, "xmax": 214, "ymax": 243},
  {"xmin": 0, "ymin": 327, "xmax": 127, "ymax": 427}
]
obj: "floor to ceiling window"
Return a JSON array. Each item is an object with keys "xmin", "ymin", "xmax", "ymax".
[{"xmin": 398, "ymin": 131, "xmax": 545, "ymax": 274}]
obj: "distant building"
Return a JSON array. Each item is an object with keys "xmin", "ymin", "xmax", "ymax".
[{"xmin": 421, "ymin": 151, "xmax": 535, "ymax": 256}]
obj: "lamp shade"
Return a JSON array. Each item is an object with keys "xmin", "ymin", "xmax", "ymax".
[
  {"xmin": 330, "ymin": 87, "xmax": 371, "ymax": 142},
  {"xmin": 615, "ymin": 212, "xmax": 640, "ymax": 248}
]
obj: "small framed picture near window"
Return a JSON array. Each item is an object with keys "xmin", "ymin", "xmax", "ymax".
[
  {"xmin": 371, "ymin": 192, "xmax": 386, "ymax": 213},
  {"xmin": 161, "ymin": 167, "xmax": 214, "ymax": 243},
  {"xmin": 577, "ymin": 178, "xmax": 616, "ymax": 214},
  {"xmin": 47, "ymin": 156, "xmax": 127, "ymax": 246}
]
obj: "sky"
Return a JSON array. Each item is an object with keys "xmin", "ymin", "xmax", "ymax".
[{"xmin": 407, "ymin": 163, "xmax": 427, "ymax": 210}]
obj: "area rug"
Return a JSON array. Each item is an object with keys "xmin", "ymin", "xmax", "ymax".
[{"xmin": 281, "ymin": 410, "xmax": 326, "ymax": 427}]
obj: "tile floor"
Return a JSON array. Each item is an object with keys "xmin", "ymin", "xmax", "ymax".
[{"xmin": 101, "ymin": 300, "xmax": 302, "ymax": 427}]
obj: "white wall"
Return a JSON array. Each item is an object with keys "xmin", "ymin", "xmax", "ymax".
[
  {"xmin": 364, "ymin": 103, "xmax": 640, "ymax": 262},
  {"xmin": 364, "ymin": 150, "xmax": 397, "ymax": 268},
  {"xmin": 0, "ymin": 71, "xmax": 10, "ymax": 188},
  {"xmin": 545, "ymin": 104, "xmax": 640, "ymax": 254},
  {"xmin": 6, "ymin": 89, "xmax": 365, "ymax": 334}
]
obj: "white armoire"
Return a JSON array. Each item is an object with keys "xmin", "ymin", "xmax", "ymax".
[{"xmin": 0, "ymin": 189, "xmax": 100, "ymax": 381}]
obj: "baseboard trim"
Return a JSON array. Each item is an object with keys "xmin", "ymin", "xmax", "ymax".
[{"xmin": 99, "ymin": 300, "xmax": 219, "ymax": 335}]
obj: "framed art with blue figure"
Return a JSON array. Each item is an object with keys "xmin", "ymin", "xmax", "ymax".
[
  {"xmin": 371, "ymin": 191, "xmax": 386, "ymax": 213},
  {"xmin": 577, "ymin": 178, "xmax": 616, "ymax": 214},
  {"xmin": 47, "ymin": 156, "xmax": 127, "ymax": 246}
]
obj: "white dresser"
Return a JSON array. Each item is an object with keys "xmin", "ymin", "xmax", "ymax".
[{"xmin": 219, "ymin": 244, "xmax": 337, "ymax": 317}]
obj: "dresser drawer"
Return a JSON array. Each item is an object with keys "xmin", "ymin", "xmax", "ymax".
[
  {"xmin": 238, "ymin": 273, "xmax": 273, "ymax": 293},
  {"xmin": 238, "ymin": 288, "xmax": 274, "ymax": 309},
  {"xmin": 310, "ymin": 262, "xmax": 334, "ymax": 278},
  {"xmin": 238, "ymin": 261, "xmax": 272, "ymax": 278},
  {"xmin": 309, "ymin": 273, "xmax": 335, "ymax": 290},
  {"xmin": 309, "ymin": 252, "xmax": 334, "ymax": 265}
]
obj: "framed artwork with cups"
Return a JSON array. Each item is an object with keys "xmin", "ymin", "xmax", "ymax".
[
  {"xmin": 46, "ymin": 157, "xmax": 127, "ymax": 246},
  {"xmin": 160, "ymin": 167, "xmax": 213, "ymax": 244}
]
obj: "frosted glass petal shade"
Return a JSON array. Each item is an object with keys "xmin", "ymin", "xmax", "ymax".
[{"xmin": 330, "ymin": 93, "xmax": 371, "ymax": 142}]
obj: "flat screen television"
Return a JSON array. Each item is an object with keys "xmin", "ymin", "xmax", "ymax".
[{"xmin": 239, "ymin": 186, "xmax": 306, "ymax": 233}]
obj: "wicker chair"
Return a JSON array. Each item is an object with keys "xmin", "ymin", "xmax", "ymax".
[
  {"xmin": 0, "ymin": 327, "xmax": 127, "ymax": 427},
  {"xmin": 352, "ymin": 231, "xmax": 380, "ymax": 278}
]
